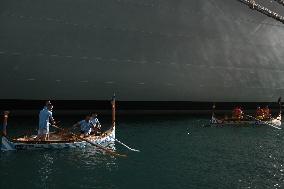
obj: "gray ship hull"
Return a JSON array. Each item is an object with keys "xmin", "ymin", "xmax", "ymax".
[{"xmin": 1, "ymin": 0, "xmax": 284, "ymax": 102}]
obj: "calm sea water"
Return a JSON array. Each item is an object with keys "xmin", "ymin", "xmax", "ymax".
[{"xmin": 1, "ymin": 115, "xmax": 284, "ymax": 189}]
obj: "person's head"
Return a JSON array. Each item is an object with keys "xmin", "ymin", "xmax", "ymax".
[
  {"xmin": 3, "ymin": 111, "xmax": 9, "ymax": 118},
  {"xmin": 257, "ymin": 106, "xmax": 260, "ymax": 109},
  {"xmin": 91, "ymin": 113, "xmax": 98, "ymax": 118},
  {"xmin": 85, "ymin": 115, "xmax": 91, "ymax": 121},
  {"xmin": 46, "ymin": 100, "xmax": 51, "ymax": 106},
  {"xmin": 47, "ymin": 104, "xmax": 53, "ymax": 111}
]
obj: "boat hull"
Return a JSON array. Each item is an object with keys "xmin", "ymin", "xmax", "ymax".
[
  {"xmin": 210, "ymin": 114, "xmax": 281, "ymax": 127},
  {"xmin": 1, "ymin": 126, "xmax": 115, "ymax": 151},
  {"xmin": 1, "ymin": 0, "xmax": 284, "ymax": 102}
]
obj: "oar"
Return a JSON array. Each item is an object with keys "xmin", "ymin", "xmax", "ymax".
[
  {"xmin": 109, "ymin": 136, "xmax": 140, "ymax": 152},
  {"xmin": 51, "ymin": 125, "xmax": 127, "ymax": 157},
  {"xmin": 245, "ymin": 114, "xmax": 281, "ymax": 130}
]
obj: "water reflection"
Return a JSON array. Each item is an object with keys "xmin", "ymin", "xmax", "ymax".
[
  {"xmin": 64, "ymin": 143, "xmax": 118, "ymax": 171},
  {"xmin": 0, "ymin": 143, "xmax": 120, "ymax": 188},
  {"xmin": 38, "ymin": 152, "xmax": 54, "ymax": 188},
  {"xmin": 236, "ymin": 131, "xmax": 284, "ymax": 189},
  {"xmin": 4, "ymin": 115, "xmax": 284, "ymax": 189}
]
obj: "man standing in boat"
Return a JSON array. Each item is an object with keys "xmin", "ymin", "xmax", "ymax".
[
  {"xmin": 73, "ymin": 114, "xmax": 96, "ymax": 137},
  {"xmin": 38, "ymin": 102, "xmax": 55, "ymax": 141}
]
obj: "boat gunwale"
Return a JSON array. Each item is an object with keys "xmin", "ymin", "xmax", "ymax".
[
  {"xmin": 10, "ymin": 126, "xmax": 115, "ymax": 145},
  {"xmin": 211, "ymin": 113, "xmax": 281, "ymax": 126}
]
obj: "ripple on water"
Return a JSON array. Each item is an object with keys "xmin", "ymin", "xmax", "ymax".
[{"xmin": 1, "ymin": 116, "xmax": 284, "ymax": 188}]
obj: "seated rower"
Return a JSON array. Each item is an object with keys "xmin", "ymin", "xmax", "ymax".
[
  {"xmin": 73, "ymin": 115, "xmax": 96, "ymax": 137},
  {"xmin": 38, "ymin": 103, "xmax": 55, "ymax": 141},
  {"xmin": 90, "ymin": 113, "xmax": 101, "ymax": 134},
  {"xmin": 255, "ymin": 106, "xmax": 264, "ymax": 120},
  {"xmin": 232, "ymin": 106, "xmax": 243, "ymax": 120},
  {"xmin": 263, "ymin": 106, "xmax": 271, "ymax": 120}
]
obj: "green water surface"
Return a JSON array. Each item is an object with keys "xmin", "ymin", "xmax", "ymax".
[{"xmin": 1, "ymin": 115, "xmax": 284, "ymax": 189}]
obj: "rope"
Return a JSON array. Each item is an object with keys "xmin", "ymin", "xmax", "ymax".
[{"xmin": 111, "ymin": 137, "xmax": 140, "ymax": 152}]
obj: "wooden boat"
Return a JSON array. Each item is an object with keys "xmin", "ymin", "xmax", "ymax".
[
  {"xmin": 210, "ymin": 99, "xmax": 282, "ymax": 128},
  {"xmin": 1, "ymin": 126, "xmax": 115, "ymax": 151},
  {"xmin": 1, "ymin": 97, "xmax": 117, "ymax": 151},
  {"xmin": 210, "ymin": 112, "xmax": 281, "ymax": 127}
]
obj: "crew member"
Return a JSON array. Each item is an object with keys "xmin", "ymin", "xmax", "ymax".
[
  {"xmin": 43, "ymin": 100, "xmax": 51, "ymax": 110},
  {"xmin": 90, "ymin": 113, "xmax": 101, "ymax": 133},
  {"xmin": 73, "ymin": 115, "xmax": 96, "ymax": 137},
  {"xmin": 232, "ymin": 107, "xmax": 243, "ymax": 120},
  {"xmin": 38, "ymin": 103, "xmax": 55, "ymax": 141},
  {"xmin": 255, "ymin": 106, "xmax": 264, "ymax": 120},
  {"xmin": 263, "ymin": 106, "xmax": 271, "ymax": 120}
]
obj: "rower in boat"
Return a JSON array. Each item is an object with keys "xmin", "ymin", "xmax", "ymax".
[
  {"xmin": 263, "ymin": 106, "xmax": 271, "ymax": 120},
  {"xmin": 73, "ymin": 114, "xmax": 97, "ymax": 137},
  {"xmin": 210, "ymin": 98, "xmax": 282, "ymax": 128},
  {"xmin": 91, "ymin": 113, "xmax": 101, "ymax": 134},
  {"xmin": 232, "ymin": 106, "xmax": 243, "ymax": 120},
  {"xmin": 255, "ymin": 106, "xmax": 264, "ymax": 120},
  {"xmin": 38, "ymin": 103, "xmax": 55, "ymax": 141}
]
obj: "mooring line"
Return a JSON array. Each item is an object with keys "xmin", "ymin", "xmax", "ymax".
[{"xmin": 112, "ymin": 137, "xmax": 140, "ymax": 152}]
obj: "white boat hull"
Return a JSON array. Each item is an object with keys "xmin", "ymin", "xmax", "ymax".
[{"xmin": 1, "ymin": 126, "xmax": 115, "ymax": 151}]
